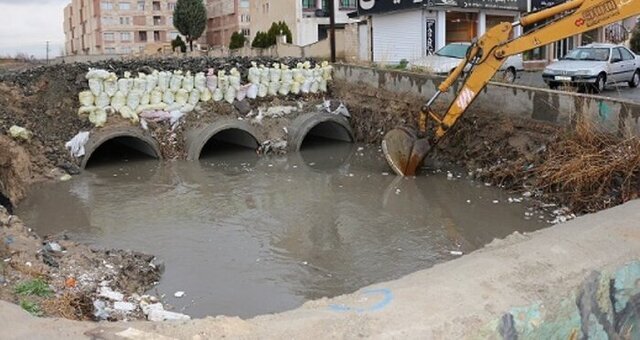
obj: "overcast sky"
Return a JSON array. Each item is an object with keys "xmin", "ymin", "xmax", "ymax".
[{"xmin": 0, "ymin": 0, "xmax": 67, "ymax": 59}]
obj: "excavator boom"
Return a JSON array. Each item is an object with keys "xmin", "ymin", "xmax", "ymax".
[{"xmin": 383, "ymin": 0, "xmax": 640, "ymax": 176}]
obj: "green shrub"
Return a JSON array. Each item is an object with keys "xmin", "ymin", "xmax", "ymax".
[{"xmin": 14, "ymin": 279, "xmax": 53, "ymax": 297}]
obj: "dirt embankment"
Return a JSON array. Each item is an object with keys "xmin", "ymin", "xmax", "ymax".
[{"xmin": 333, "ymin": 79, "xmax": 640, "ymax": 215}]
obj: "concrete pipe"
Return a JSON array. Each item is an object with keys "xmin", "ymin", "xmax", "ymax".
[
  {"xmin": 185, "ymin": 118, "xmax": 261, "ymax": 161},
  {"xmin": 288, "ymin": 112, "xmax": 354, "ymax": 151},
  {"xmin": 81, "ymin": 127, "xmax": 162, "ymax": 169}
]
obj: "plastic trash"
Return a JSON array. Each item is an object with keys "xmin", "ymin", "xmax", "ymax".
[
  {"xmin": 9, "ymin": 125, "xmax": 31, "ymax": 141},
  {"xmin": 66, "ymin": 132, "xmax": 91, "ymax": 156},
  {"xmin": 79, "ymin": 91, "xmax": 95, "ymax": 107}
]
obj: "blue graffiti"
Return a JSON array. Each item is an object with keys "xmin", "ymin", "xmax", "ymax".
[{"xmin": 329, "ymin": 288, "xmax": 393, "ymax": 313}]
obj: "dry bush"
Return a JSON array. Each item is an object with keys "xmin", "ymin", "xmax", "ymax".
[{"xmin": 534, "ymin": 120, "xmax": 640, "ymax": 213}]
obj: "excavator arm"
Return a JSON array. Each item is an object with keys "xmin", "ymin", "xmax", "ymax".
[{"xmin": 383, "ymin": 0, "xmax": 640, "ymax": 176}]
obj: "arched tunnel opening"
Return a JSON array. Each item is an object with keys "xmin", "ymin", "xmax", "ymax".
[
  {"xmin": 84, "ymin": 136, "xmax": 160, "ymax": 168},
  {"xmin": 0, "ymin": 191, "xmax": 13, "ymax": 215},
  {"xmin": 199, "ymin": 129, "xmax": 260, "ymax": 165},
  {"xmin": 300, "ymin": 121, "xmax": 354, "ymax": 170}
]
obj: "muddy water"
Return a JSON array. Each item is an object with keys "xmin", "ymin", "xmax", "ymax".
[{"xmin": 17, "ymin": 141, "xmax": 546, "ymax": 318}]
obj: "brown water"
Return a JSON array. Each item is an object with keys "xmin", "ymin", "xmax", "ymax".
[{"xmin": 17, "ymin": 141, "xmax": 547, "ymax": 318}]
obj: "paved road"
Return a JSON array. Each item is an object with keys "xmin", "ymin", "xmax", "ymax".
[{"xmin": 512, "ymin": 71, "xmax": 640, "ymax": 102}]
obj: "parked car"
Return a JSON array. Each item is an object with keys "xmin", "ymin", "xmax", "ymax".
[
  {"xmin": 408, "ymin": 42, "xmax": 524, "ymax": 83},
  {"xmin": 542, "ymin": 43, "xmax": 640, "ymax": 93}
]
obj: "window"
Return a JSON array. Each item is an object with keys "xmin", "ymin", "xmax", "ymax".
[
  {"xmin": 302, "ymin": 0, "xmax": 315, "ymax": 9},
  {"xmin": 138, "ymin": 31, "xmax": 147, "ymax": 42},
  {"xmin": 104, "ymin": 32, "xmax": 115, "ymax": 41},
  {"xmin": 241, "ymin": 14, "xmax": 250, "ymax": 23},
  {"xmin": 102, "ymin": 16, "xmax": 116, "ymax": 25},
  {"xmin": 101, "ymin": 1, "xmax": 113, "ymax": 10},
  {"xmin": 105, "ymin": 47, "xmax": 116, "ymax": 54},
  {"xmin": 339, "ymin": 0, "xmax": 356, "ymax": 9},
  {"xmin": 168, "ymin": 2, "xmax": 176, "ymax": 10},
  {"xmin": 153, "ymin": 1, "xmax": 161, "ymax": 10},
  {"xmin": 154, "ymin": 30, "xmax": 161, "ymax": 41},
  {"xmin": 153, "ymin": 16, "xmax": 163, "ymax": 25},
  {"xmin": 612, "ymin": 48, "xmax": 623, "ymax": 62},
  {"xmin": 121, "ymin": 47, "xmax": 132, "ymax": 54},
  {"xmin": 242, "ymin": 28, "xmax": 250, "ymax": 37},
  {"xmin": 120, "ymin": 32, "xmax": 131, "ymax": 41},
  {"xmin": 119, "ymin": 2, "xmax": 130, "ymax": 10},
  {"xmin": 119, "ymin": 17, "xmax": 130, "ymax": 25},
  {"xmin": 620, "ymin": 47, "xmax": 635, "ymax": 61},
  {"xmin": 239, "ymin": 0, "xmax": 249, "ymax": 8},
  {"xmin": 137, "ymin": 0, "xmax": 145, "ymax": 10}
]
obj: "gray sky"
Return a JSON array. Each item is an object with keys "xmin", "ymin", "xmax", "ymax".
[{"xmin": 0, "ymin": 0, "xmax": 67, "ymax": 59}]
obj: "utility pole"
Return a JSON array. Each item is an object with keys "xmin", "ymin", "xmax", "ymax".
[
  {"xmin": 329, "ymin": 0, "xmax": 336, "ymax": 63},
  {"xmin": 46, "ymin": 41, "xmax": 50, "ymax": 64}
]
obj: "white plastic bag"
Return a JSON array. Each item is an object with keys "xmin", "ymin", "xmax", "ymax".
[
  {"xmin": 96, "ymin": 92, "xmax": 111, "ymax": 108},
  {"xmin": 65, "ymin": 131, "xmax": 90, "ymax": 157},
  {"xmin": 194, "ymin": 72, "xmax": 206, "ymax": 92},
  {"xmin": 175, "ymin": 89, "xmax": 189, "ymax": 105},
  {"xmin": 163, "ymin": 90, "xmax": 175, "ymax": 105},
  {"xmin": 79, "ymin": 91, "xmax": 95, "ymax": 107}
]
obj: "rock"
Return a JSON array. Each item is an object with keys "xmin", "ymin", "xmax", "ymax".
[
  {"xmin": 59, "ymin": 174, "xmax": 72, "ymax": 182},
  {"xmin": 233, "ymin": 99, "xmax": 252, "ymax": 116},
  {"xmin": 98, "ymin": 286, "xmax": 124, "ymax": 301},
  {"xmin": 147, "ymin": 309, "xmax": 191, "ymax": 322},
  {"xmin": 44, "ymin": 242, "xmax": 63, "ymax": 252},
  {"xmin": 114, "ymin": 301, "xmax": 137, "ymax": 313},
  {"xmin": 8, "ymin": 125, "xmax": 32, "ymax": 141},
  {"xmin": 57, "ymin": 162, "xmax": 81, "ymax": 175}
]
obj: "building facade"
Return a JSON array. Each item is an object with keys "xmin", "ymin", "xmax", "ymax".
[
  {"xmin": 64, "ymin": 0, "xmax": 181, "ymax": 55},
  {"xmin": 205, "ymin": 0, "xmax": 250, "ymax": 48},
  {"xmin": 249, "ymin": 0, "xmax": 358, "ymax": 47}
]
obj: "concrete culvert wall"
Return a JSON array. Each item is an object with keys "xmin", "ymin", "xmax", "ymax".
[
  {"xmin": 289, "ymin": 112, "xmax": 354, "ymax": 151},
  {"xmin": 186, "ymin": 120, "xmax": 261, "ymax": 160},
  {"xmin": 81, "ymin": 129, "xmax": 162, "ymax": 169}
]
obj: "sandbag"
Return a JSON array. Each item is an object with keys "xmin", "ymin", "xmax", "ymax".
[
  {"xmin": 319, "ymin": 79, "xmax": 328, "ymax": 93},
  {"xmin": 158, "ymin": 71, "xmax": 170, "ymax": 91},
  {"xmin": 104, "ymin": 73, "xmax": 118, "ymax": 97},
  {"xmin": 140, "ymin": 91, "xmax": 150, "ymax": 106},
  {"xmin": 180, "ymin": 104, "xmax": 195, "ymax": 113},
  {"xmin": 290, "ymin": 81, "xmax": 301, "ymax": 95},
  {"xmin": 279, "ymin": 81, "xmax": 291, "ymax": 96},
  {"xmin": 301, "ymin": 79, "xmax": 312, "ymax": 93},
  {"xmin": 88, "ymin": 78, "xmax": 103, "ymax": 96},
  {"xmin": 217, "ymin": 71, "xmax": 228, "ymax": 92},
  {"xmin": 78, "ymin": 106, "xmax": 97, "ymax": 116},
  {"xmin": 111, "ymin": 91, "xmax": 126, "ymax": 111},
  {"xmin": 118, "ymin": 78, "xmax": 132, "ymax": 96},
  {"xmin": 182, "ymin": 72, "xmax": 194, "ymax": 91},
  {"xmin": 206, "ymin": 74, "xmax": 218, "ymax": 92},
  {"xmin": 248, "ymin": 63, "xmax": 260, "ymax": 84},
  {"xmin": 269, "ymin": 66, "xmax": 282, "ymax": 82},
  {"xmin": 126, "ymin": 90, "xmax": 142, "ymax": 110},
  {"xmin": 229, "ymin": 68, "xmax": 241, "ymax": 90},
  {"xmin": 259, "ymin": 66, "xmax": 270, "ymax": 84},
  {"xmin": 194, "ymin": 72, "xmax": 206, "ymax": 92},
  {"xmin": 150, "ymin": 89, "xmax": 163, "ymax": 105},
  {"xmin": 310, "ymin": 79, "xmax": 320, "ymax": 94},
  {"xmin": 213, "ymin": 89, "xmax": 223, "ymax": 102},
  {"xmin": 146, "ymin": 74, "xmax": 158, "ymax": 92},
  {"xmin": 133, "ymin": 77, "xmax": 146, "ymax": 93},
  {"xmin": 293, "ymin": 68, "xmax": 304, "ymax": 83},
  {"xmin": 79, "ymin": 91, "xmax": 95, "ymax": 107},
  {"xmin": 170, "ymin": 72, "xmax": 183, "ymax": 92},
  {"xmin": 86, "ymin": 68, "xmax": 110, "ymax": 79},
  {"xmin": 247, "ymin": 84, "xmax": 258, "ymax": 99},
  {"xmin": 224, "ymin": 86, "xmax": 236, "ymax": 104},
  {"xmin": 188, "ymin": 89, "xmax": 201, "ymax": 105},
  {"xmin": 162, "ymin": 90, "xmax": 175, "ymax": 105},
  {"xmin": 258, "ymin": 83, "xmax": 268, "ymax": 98},
  {"xmin": 165, "ymin": 103, "xmax": 183, "ymax": 112},
  {"xmin": 268, "ymin": 81, "xmax": 279, "ymax": 96},
  {"xmin": 89, "ymin": 108, "xmax": 107, "ymax": 127},
  {"xmin": 236, "ymin": 84, "xmax": 250, "ymax": 101},
  {"xmin": 281, "ymin": 69, "xmax": 293, "ymax": 83},
  {"xmin": 96, "ymin": 92, "xmax": 111, "ymax": 108},
  {"xmin": 201, "ymin": 88, "xmax": 212, "ymax": 102},
  {"xmin": 175, "ymin": 89, "xmax": 189, "ymax": 105}
]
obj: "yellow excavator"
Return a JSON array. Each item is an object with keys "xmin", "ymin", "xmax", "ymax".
[{"xmin": 382, "ymin": 0, "xmax": 640, "ymax": 176}]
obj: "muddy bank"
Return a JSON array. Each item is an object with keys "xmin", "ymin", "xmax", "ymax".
[{"xmin": 0, "ymin": 206, "xmax": 163, "ymax": 320}]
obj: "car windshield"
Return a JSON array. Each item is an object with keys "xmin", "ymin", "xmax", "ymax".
[
  {"xmin": 435, "ymin": 44, "xmax": 469, "ymax": 59},
  {"xmin": 562, "ymin": 48, "xmax": 610, "ymax": 61}
]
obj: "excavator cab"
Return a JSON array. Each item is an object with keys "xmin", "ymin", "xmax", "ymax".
[{"xmin": 381, "ymin": 0, "xmax": 640, "ymax": 176}]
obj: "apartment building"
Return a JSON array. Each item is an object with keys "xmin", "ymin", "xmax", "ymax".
[
  {"xmin": 206, "ymin": 0, "xmax": 251, "ymax": 48},
  {"xmin": 63, "ymin": 0, "xmax": 181, "ymax": 55},
  {"xmin": 249, "ymin": 0, "xmax": 358, "ymax": 47}
]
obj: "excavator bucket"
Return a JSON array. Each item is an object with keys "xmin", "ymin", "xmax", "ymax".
[{"xmin": 382, "ymin": 127, "xmax": 431, "ymax": 176}]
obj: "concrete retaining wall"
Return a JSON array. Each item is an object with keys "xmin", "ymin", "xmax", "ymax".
[{"xmin": 333, "ymin": 64, "xmax": 640, "ymax": 137}]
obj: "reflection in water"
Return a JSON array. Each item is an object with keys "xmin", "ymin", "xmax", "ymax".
[{"xmin": 17, "ymin": 143, "xmax": 546, "ymax": 318}]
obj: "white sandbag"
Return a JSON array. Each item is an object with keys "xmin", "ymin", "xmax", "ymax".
[
  {"xmin": 201, "ymin": 88, "xmax": 212, "ymax": 102},
  {"xmin": 206, "ymin": 74, "xmax": 218, "ymax": 92},
  {"xmin": 133, "ymin": 77, "xmax": 146, "ymax": 93},
  {"xmin": 89, "ymin": 108, "xmax": 107, "ymax": 127},
  {"xmin": 259, "ymin": 66, "xmax": 270, "ymax": 83},
  {"xmin": 224, "ymin": 86, "xmax": 236, "ymax": 104},
  {"xmin": 303, "ymin": 68, "xmax": 313, "ymax": 79},
  {"xmin": 103, "ymin": 73, "xmax": 118, "ymax": 97},
  {"xmin": 165, "ymin": 103, "xmax": 182, "ymax": 112},
  {"xmin": 229, "ymin": 68, "xmax": 241, "ymax": 90},
  {"xmin": 120, "ymin": 106, "xmax": 139, "ymax": 123},
  {"xmin": 248, "ymin": 62, "xmax": 260, "ymax": 84},
  {"xmin": 213, "ymin": 89, "xmax": 223, "ymax": 102},
  {"xmin": 293, "ymin": 68, "xmax": 304, "ymax": 83},
  {"xmin": 247, "ymin": 84, "xmax": 258, "ymax": 99},
  {"xmin": 175, "ymin": 89, "xmax": 189, "ymax": 105},
  {"xmin": 88, "ymin": 78, "xmax": 103, "ymax": 96},
  {"xmin": 65, "ymin": 131, "xmax": 90, "ymax": 157},
  {"xmin": 290, "ymin": 81, "xmax": 301, "ymax": 95},
  {"xmin": 182, "ymin": 72, "xmax": 194, "ymax": 91},
  {"xmin": 301, "ymin": 79, "xmax": 312, "ymax": 93},
  {"xmin": 158, "ymin": 71, "xmax": 170, "ymax": 91},
  {"xmin": 268, "ymin": 81, "xmax": 279, "ymax": 96},
  {"xmin": 236, "ymin": 84, "xmax": 250, "ymax": 101},
  {"xmin": 188, "ymin": 89, "xmax": 200, "ymax": 105},
  {"xmin": 269, "ymin": 66, "xmax": 282, "ymax": 82},
  {"xmin": 319, "ymin": 79, "xmax": 328, "ymax": 93},
  {"xmin": 217, "ymin": 71, "xmax": 228, "ymax": 92},
  {"xmin": 310, "ymin": 79, "xmax": 320, "ymax": 94},
  {"xmin": 322, "ymin": 64, "xmax": 333, "ymax": 80},
  {"xmin": 281, "ymin": 69, "xmax": 293, "ymax": 83},
  {"xmin": 79, "ymin": 91, "xmax": 95, "ymax": 107},
  {"xmin": 135, "ymin": 104, "xmax": 151, "ymax": 114},
  {"xmin": 118, "ymin": 78, "xmax": 132, "ymax": 96},
  {"xmin": 96, "ymin": 92, "xmax": 111, "ymax": 108},
  {"xmin": 194, "ymin": 72, "xmax": 206, "ymax": 92},
  {"xmin": 126, "ymin": 90, "xmax": 142, "ymax": 110},
  {"xmin": 162, "ymin": 90, "xmax": 175, "ymax": 105},
  {"xmin": 180, "ymin": 104, "xmax": 195, "ymax": 113},
  {"xmin": 146, "ymin": 74, "xmax": 158, "ymax": 92},
  {"xmin": 111, "ymin": 91, "xmax": 127, "ymax": 111},
  {"xmin": 170, "ymin": 72, "xmax": 183, "ymax": 92},
  {"xmin": 258, "ymin": 83, "xmax": 268, "ymax": 98},
  {"xmin": 279, "ymin": 81, "xmax": 291, "ymax": 96},
  {"xmin": 140, "ymin": 91, "xmax": 150, "ymax": 106},
  {"xmin": 78, "ymin": 106, "xmax": 97, "ymax": 116},
  {"xmin": 86, "ymin": 68, "xmax": 110, "ymax": 79},
  {"xmin": 148, "ymin": 103, "xmax": 168, "ymax": 111},
  {"xmin": 150, "ymin": 89, "xmax": 163, "ymax": 105}
]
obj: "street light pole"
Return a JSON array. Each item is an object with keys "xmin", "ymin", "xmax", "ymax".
[{"xmin": 329, "ymin": 0, "xmax": 336, "ymax": 63}]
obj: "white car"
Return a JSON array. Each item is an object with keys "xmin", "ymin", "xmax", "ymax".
[
  {"xmin": 542, "ymin": 43, "xmax": 640, "ymax": 93},
  {"xmin": 408, "ymin": 42, "xmax": 524, "ymax": 83}
]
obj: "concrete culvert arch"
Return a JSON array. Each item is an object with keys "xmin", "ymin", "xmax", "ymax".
[
  {"xmin": 82, "ymin": 128, "xmax": 162, "ymax": 169},
  {"xmin": 289, "ymin": 112, "xmax": 354, "ymax": 151},
  {"xmin": 186, "ymin": 120, "xmax": 260, "ymax": 160}
]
